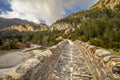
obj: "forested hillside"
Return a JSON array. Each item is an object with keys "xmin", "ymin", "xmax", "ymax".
[{"xmin": 53, "ymin": 5, "xmax": 120, "ymax": 52}]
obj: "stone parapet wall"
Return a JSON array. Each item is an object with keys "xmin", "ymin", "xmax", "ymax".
[
  {"xmin": 74, "ymin": 40, "xmax": 120, "ymax": 79},
  {"xmin": 0, "ymin": 40, "xmax": 70, "ymax": 80}
]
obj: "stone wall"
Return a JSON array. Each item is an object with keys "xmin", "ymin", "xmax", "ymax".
[
  {"xmin": 74, "ymin": 40, "xmax": 120, "ymax": 79},
  {"xmin": 0, "ymin": 40, "xmax": 70, "ymax": 80}
]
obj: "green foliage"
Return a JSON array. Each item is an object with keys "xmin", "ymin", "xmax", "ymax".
[
  {"xmin": 0, "ymin": 39, "xmax": 19, "ymax": 50},
  {"xmin": 109, "ymin": 49, "xmax": 120, "ymax": 56},
  {"xmin": 89, "ymin": 38, "xmax": 105, "ymax": 48},
  {"xmin": 58, "ymin": 8, "xmax": 120, "ymax": 50},
  {"xmin": 80, "ymin": 35, "xmax": 88, "ymax": 42},
  {"xmin": 0, "ymin": 29, "xmax": 64, "ymax": 50},
  {"xmin": 115, "ymin": 4, "xmax": 120, "ymax": 10}
]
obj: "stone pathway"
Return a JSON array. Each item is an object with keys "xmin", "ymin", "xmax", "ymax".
[{"xmin": 50, "ymin": 43, "xmax": 93, "ymax": 80}]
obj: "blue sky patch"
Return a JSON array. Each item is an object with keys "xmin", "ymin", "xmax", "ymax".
[
  {"xmin": 65, "ymin": 6, "xmax": 86, "ymax": 17},
  {"xmin": 39, "ymin": 19, "xmax": 46, "ymax": 24},
  {"xmin": 0, "ymin": 0, "xmax": 12, "ymax": 14}
]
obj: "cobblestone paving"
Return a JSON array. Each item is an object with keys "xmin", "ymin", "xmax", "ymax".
[{"xmin": 50, "ymin": 43, "xmax": 93, "ymax": 80}]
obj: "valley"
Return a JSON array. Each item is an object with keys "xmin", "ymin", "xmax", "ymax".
[{"xmin": 0, "ymin": 0, "xmax": 120, "ymax": 80}]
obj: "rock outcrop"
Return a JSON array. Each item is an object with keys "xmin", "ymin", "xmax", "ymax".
[
  {"xmin": 91, "ymin": 0, "xmax": 120, "ymax": 9},
  {"xmin": 50, "ymin": 23, "xmax": 71, "ymax": 31},
  {"xmin": 7, "ymin": 23, "xmax": 48, "ymax": 32}
]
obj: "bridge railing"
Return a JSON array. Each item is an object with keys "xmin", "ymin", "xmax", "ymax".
[
  {"xmin": 74, "ymin": 40, "xmax": 120, "ymax": 80},
  {"xmin": 0, "ymin": 40, "xmax": 70, "ymax": 80}
]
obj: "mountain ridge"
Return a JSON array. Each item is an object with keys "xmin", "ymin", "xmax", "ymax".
[
  {"xmin": 0, "ymin": 18, "xmax": 48, "ymax": 31},
  {"xmin": 3, "ymin": 23, "xmax": 48, "ymax": 32},
  {"xmin": 0, "ymin": 17, "xmax": 31, "ymax": 29}
]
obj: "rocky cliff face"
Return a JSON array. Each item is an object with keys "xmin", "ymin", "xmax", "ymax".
[
  {"xmin": 6, "ymin": 23, "xmax": 48, "ymax": 32},
  {"xmin": 91, "ymin": 0, "xmax": 120, "ymax": 9},
  {"xmin": 50, "ymin": 23, "xmax": 72, "ymax": 31}
]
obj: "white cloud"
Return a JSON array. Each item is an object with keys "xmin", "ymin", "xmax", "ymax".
[{"xmin": 0, "ymin": 0, "xmax": 98, "ymax": 25}]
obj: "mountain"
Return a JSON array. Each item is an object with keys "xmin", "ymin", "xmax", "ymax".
[
  {"xmin": 91, "ymin": 0, "xmax": 120, "ymax": 9},
  {"xmin": 50, "ymin": 0, "xmax": 120, "ymax": 31},
  {"xmin": 0, "ymin": 18, "xmax": 30, "ymax": 29},
  {"xmin": 0, "ymin": 18, "xmax": 48, "ymax": 31}
]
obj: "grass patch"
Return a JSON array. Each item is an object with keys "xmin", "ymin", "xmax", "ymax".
[
  {"xmin": 109, "ymin": 49, "xmax": 120, "ymax": 56},
  {"xmin": 24, "ymin": 47, "xmax": 47, "ymax": 52},
  {"xmin": 32, "ymin": 47, "xmax": 47, "ymax": 51}
]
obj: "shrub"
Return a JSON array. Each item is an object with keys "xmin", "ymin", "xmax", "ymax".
[
  {"xmin": 80, "ymin": 35, "xmax": 88, "ymax": 42},
  {"xmin": 89, "ymin": 38, "xmax": 105, "ymax": 48}
]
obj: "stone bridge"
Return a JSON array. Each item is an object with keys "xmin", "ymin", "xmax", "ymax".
[{"xmin": 0, "ymin": 40, "xmax": 120, "ymax": 80}]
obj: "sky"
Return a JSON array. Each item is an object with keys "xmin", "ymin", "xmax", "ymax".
[{"xmin": 0, "ymin": 0, "xmax": 98, "ymax": 25}]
